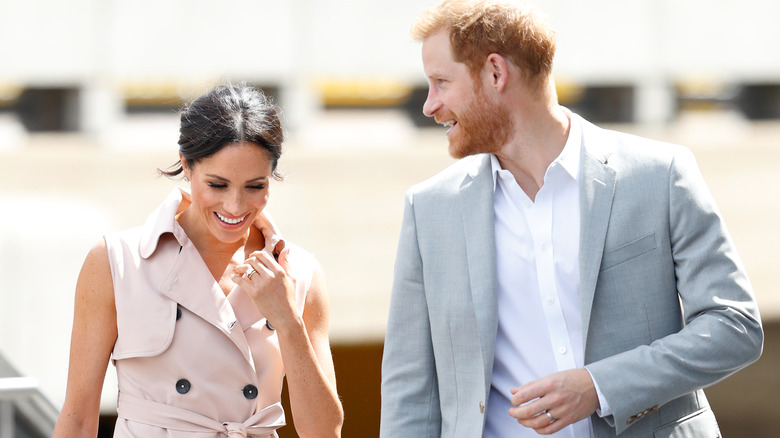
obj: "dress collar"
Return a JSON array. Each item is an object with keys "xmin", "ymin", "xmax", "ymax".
[
  {"xmin": 138, "ymin": 187, "xmax": 284, "ymax": 259},
  {"xmin": 139, "ymin": 187, "xmax": 190, "ymax": 259}
]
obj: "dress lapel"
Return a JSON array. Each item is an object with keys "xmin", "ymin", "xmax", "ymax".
[
  {"xmin": 158, "ymin": 240, "xmax": 255, "ymax": 368},
  {"xmin": 458, "ymin": 154, "xmax": 499, "ymax": 392},
  {"xmin": 577, "ymin": 117, "xmax": 617, "ymax": 349}
]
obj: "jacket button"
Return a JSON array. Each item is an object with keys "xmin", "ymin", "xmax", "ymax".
[
  {"xmin": 242, "ymin": 384, "xmax": 258, "ymax": 399},
  {"xmin": 176, "ymin": 379, "xmax": 191, "ymax": 394},
  {"xmin": 176, "ymin": 306, "xmax": 182, "ymax": 320}
]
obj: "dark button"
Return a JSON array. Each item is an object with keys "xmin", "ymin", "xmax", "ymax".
[
  {"xmin": 242, "ymin": 384, "xmax": 258, "ymax": 399},
  {"xmin": 176, "ymin": 379, "xmax": 191, "ymax": 394},
  {"xmin": 176, "ymin": 306, "xmax": 182, "ymax": 320},
  {"xmin": 265, "ymin": 319, "xmax": 274, "ymax": 331}
]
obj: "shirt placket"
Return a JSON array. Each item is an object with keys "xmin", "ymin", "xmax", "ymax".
[{"xmin": 528, "ymin": 187, "xmax": 577, "ymax": 373}]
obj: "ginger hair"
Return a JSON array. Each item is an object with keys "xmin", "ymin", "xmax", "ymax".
[{"xmin": 412, "ymin": 0, "xmax": 556, "ymax": 89}]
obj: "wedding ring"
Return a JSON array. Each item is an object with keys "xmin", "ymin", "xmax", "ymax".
[
  {"xmin": 245, "ymin": 268, "xmax": 257, "ymax": 280},
  {"xmin": 545, "ymin": 411, "xmax": 556, "ymax": 424}
]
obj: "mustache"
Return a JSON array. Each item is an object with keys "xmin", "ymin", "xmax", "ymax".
[{"xmin": 434, "ymin": 112, "xmax": 456, "ymax": 125}]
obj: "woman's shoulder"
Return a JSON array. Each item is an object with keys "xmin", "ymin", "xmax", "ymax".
[{"xmin": 284, "ymin": 241, "xmax": 318, "ymax": 278}]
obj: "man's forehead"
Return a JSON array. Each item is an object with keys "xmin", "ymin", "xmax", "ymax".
[{"xmin": 421, "ymin": 31, "xmax": 458, "ymax": 73}]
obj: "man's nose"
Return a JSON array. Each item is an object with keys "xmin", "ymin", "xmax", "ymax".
[{"xmin": 422, "ymin": 88, "xmax": 440, "ymax": 117}]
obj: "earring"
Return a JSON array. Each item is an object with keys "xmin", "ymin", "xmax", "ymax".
[{"xmin": 184, "ymin": 176, "xmax": 189, "ymax": 183}]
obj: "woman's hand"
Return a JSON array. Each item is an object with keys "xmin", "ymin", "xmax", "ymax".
[
  {"xmin": 232, "ymin": 247, "xmax": 298, "ymax": 331},
  {"xmin": 251, "ymin": 211, "xmax": 285, "ymax": 255},
  {"xmin": 234, "ymin": 248, "xmax": 343, "ymax": 435}
]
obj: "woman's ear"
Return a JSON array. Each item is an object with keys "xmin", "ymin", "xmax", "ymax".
[{"xmin": 180, "ymin": 154, "xmax": 190, "ymax": 180}]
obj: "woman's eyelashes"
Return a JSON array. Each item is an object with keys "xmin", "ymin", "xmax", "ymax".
[{"xmin": 207, "ymin": 182, "xmax": 266, "ymax": 190}]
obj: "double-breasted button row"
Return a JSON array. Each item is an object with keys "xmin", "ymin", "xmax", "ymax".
[{"xmin": 174, "ymin": 379, "xmax": 258, "ymax": 400}]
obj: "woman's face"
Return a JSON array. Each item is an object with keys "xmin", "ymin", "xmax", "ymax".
[{"xmin": 183, "ymin": 142, "xmax": 273, "ymax": 245}]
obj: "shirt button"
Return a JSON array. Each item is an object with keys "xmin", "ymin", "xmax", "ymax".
[
  {"xmin": 242, "ymin": 384, "xmax": 259, "ymax": 399},
  {"xmin": 546, "ymin": 297, "xmax": 555, "ymax": 305},
  {"xmin": 558, "ymin": 346, "xmax": 567, "ymax": 354},
  {"xmin": 176, "ymin": 379, "xmax": 191, "ymax": 394}
]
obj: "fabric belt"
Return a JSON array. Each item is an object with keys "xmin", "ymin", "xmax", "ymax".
[{"xmin": 117, "ymin": 392, "xmax": 285, "ymax": 437}]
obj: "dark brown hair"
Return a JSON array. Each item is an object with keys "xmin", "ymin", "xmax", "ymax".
[{"xmin": 160, "ymin": 83, "xmax": 284, "ymax": 180}]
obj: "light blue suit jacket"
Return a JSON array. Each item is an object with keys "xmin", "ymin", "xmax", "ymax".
[{"xmin": 380, "ymin": 114, "xmax": 763, "ymax": 437}]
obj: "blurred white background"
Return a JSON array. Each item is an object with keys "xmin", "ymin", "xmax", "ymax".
[{"xmin": 1, "ymin": 1, "xmax": 778, "ymax": 433}]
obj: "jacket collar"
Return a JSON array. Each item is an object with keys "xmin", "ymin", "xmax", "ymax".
[
  {"xmin": 576, "ymin": 114, "xmax": 617, "ymax": 347},
  {"xmin": 458, "ymin": 153, "xmax": 499, "ymax": 397}
]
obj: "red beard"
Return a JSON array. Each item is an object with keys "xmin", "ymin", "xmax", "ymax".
[{"xmin": 444, "ymin": 84, "xmax": 512, "ymax": 159}]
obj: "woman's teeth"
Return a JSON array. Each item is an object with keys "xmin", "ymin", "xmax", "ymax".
[{"xmin": 216, "ymin": 212, "xmax": 247, "ymax": 225}]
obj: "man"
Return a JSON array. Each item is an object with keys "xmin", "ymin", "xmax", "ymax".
[{"xmin": 380, "ymin": 1, "xmax": 763, "ymax": 437}]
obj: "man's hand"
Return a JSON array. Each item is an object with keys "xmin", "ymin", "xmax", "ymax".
[{"xmin": 508, "ymin": 369, "xmax": 599, "ymax": 435}]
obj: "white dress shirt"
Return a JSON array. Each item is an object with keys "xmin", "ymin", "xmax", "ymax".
[{"xmin": 483, "ymin": 114, "xmax": 594, "ymax": 438}]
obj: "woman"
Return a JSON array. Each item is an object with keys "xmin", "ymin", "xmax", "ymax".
[{"xmin": 53, "ymin": 84, "xmax": 343, "ymax": 437}]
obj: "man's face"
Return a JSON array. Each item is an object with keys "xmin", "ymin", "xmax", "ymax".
[{"xmin": 421, "ymin": 30, "xmax": 512, "ymax": 158}]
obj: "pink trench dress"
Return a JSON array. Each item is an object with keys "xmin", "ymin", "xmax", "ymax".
[{"xmin": 104, "ymin": 188, "xmax": 313, "ymax": 437}]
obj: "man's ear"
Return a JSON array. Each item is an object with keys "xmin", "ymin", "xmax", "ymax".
[{"xmin": 484, "ymin": 53, "xmax": 510, "ymax": 92}]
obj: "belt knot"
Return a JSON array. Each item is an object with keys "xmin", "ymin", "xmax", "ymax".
[{"xmin": 223, "ymin": 422, "xmax": 248, "ymax": 437}]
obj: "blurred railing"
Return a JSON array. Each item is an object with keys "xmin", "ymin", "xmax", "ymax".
[{"xmin": 0, "ymin": 354, "xmax": 58, "ymax": 438}]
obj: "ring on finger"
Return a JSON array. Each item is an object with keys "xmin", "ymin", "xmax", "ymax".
[
  {"xmin": 544, "ymin": 411, "xmax": 556, "ymax": 424},
  {"xmin": 245, "ymin": 268, "xmax": 257, "ymax": 280}
]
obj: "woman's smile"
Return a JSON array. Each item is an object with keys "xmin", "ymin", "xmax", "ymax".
[{"xmin": 214, "ymin": 211, "xmax": 249, "ymax": 226}]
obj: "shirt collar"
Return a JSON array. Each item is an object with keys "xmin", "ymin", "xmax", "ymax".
[{"xmin": 490, "ymin": 107, "xmax": 582, "ymax": 191}]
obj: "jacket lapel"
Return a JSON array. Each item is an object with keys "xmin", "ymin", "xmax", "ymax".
[
  {"xmin": 458, "ymin": 154, "xmax": 499, "ymax": 392},
  {"xmin": 577, "ymin": 117, "xmax": 617, "ymax": 349}
]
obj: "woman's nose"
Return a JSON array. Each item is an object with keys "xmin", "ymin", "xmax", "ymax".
[{"xmin": 224, "ymin": 190, "xmax": 246, "ymax": 215}]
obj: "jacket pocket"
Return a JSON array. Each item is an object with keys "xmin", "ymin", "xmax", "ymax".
[
  {"xmin": 600, "ymin": 232, "xmax": 657, "ymax": 271},
  {"xmin": 653, "ymin": 408, "xmax": 720, "ymax": 438}
]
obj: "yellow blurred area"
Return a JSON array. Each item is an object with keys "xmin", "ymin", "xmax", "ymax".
[{"xmin": 315, "ymin": 78, "xmax": 412, "ymax": 106}]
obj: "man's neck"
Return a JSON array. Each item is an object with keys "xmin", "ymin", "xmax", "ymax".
[{"xmin": 494, "ymin": 103, "xmax": 570, "ymax": 201}]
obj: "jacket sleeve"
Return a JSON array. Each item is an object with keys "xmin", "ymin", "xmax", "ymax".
[
  {"xmin": 380, "ymin": 191, "xmax": 442, "ymax": 438},
  {"xmin": 585, "ymin": 147, "xmax": 763, "ymax": 434}
]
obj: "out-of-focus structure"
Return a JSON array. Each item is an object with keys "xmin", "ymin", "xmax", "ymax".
[
  {"xmin": 1, "ymin": 0, "xmax": 779, "ymax": 436},
  {"xmin": 0, "ymin": 354, "xmax": 58, "ymax": 438},
  {"xmin": 2, "ymin": 0, "xmax": 780, "ymax": 139}
]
